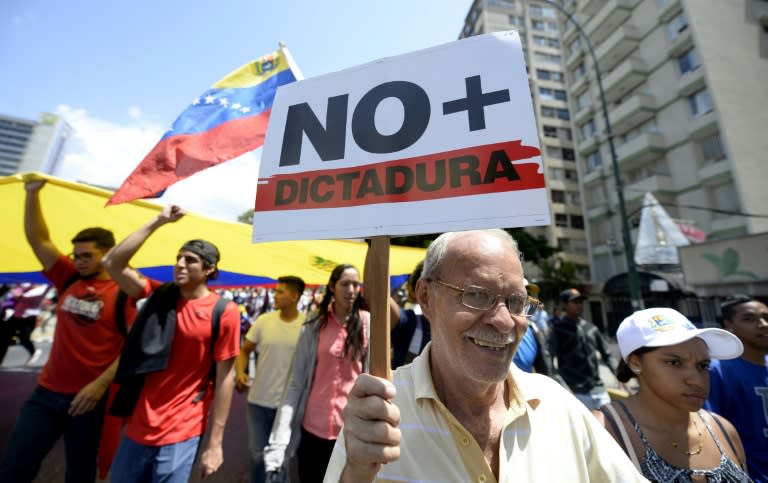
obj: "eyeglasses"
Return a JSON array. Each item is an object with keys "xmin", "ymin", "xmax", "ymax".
[
  {"xmin": 68, "ymin": 252, "xmax": 96, "ymax": 261},
  {"xmin": 431, "ymin": 279, "xmax": 539, "ymax": 317}
]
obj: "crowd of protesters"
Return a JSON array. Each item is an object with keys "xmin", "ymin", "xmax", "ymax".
[{"xmin": 0, "ymin": 180, "xmax": 765, "ymax": 482}]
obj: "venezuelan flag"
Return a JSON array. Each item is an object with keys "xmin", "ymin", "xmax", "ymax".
[{"xmin": 108, "ymin": 49, "xmax": 299, "ymax": 205}]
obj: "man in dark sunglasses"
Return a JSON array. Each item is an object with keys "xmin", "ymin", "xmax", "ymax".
[{"xmin": 0, "ymin": 179, "xmax": 141, "ymax": 483}]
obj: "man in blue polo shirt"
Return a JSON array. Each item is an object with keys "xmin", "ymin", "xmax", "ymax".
[{"xmin": 706, "ymin": 295, "xmax": 768, "ymax": 483}]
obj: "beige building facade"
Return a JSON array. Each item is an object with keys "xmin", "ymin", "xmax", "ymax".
[
  {"xmin": 460, "ymin": 0, "xmax": 591, "ymax": 285},
  {"xmin": 559, "ymin": 0, "xmax": 768, "ymax": 289}
]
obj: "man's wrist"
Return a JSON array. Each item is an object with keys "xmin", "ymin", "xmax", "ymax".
[
  {"xmin": 90, "ymin": 376, "xmax": 111, "ymax": 389},
  {"xmin": 204, "ymin": 440, "xmax": 223, "ymax": 452},
  {"xmin": 340, "ymin": 463, "xmax": 377, "ymax": 483}
]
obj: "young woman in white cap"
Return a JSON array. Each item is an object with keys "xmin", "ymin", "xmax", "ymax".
[{"xmin": 600, "ymin": 307, "xmax": 752, "ymax": 482}]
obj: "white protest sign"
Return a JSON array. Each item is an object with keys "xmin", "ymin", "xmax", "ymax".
[{"xmin": 253, "ymin": 30, "xmax": 549, "ymax": 242}]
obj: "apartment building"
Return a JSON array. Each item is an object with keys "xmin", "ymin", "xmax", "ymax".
[
  {"xmin": 459, "ymin": 0, "xmax": 591, "ymax": 284},
  {"xmin": 557, "ymin": 0, "xmax": 768, "ymax": 291},
  {"xmin": 0, "ymin": 112, "xmax": 71, "ymax": 176}
]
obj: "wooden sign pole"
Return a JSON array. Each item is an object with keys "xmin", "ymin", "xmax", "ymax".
[{"xmin": 365, "ymin": 236, "xmax": 392, "ymax": 381}]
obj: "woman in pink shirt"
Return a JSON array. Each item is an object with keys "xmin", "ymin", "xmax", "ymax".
[{"xmin": 264, "ymin": 264, "xmax": 369, "ymax": 483}]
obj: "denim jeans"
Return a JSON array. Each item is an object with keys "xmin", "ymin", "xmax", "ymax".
[
  {"xmin": 247, "ymin": 403, "xmax": 278, "ymax": 483},
  {"xmin": 110, "ymin": 434, "xmax": 201, "ymax": 483},
  {"xmin": 0, "ymin": 385, "xmax": 106, "ymax": 483},
  {"xmin": 574, "ymin": 389, "xmax": 611, "ymax": 410}
]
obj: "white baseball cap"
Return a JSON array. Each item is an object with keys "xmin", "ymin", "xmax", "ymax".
[{"xmin": 617, "ymin": 307, "xmax": 743, "ymax": 362}]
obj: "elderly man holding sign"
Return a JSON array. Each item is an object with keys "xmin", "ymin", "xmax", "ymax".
[{"xmin": 323, "ymin": 230, "xmax": 645, "ymax": 482}]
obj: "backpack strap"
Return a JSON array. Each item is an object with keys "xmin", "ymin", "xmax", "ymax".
[
  {"xmin": 601, "ymin": 404, "xmax": 641, "ymax": 471},
  {"xmin": 192, "ymin": 295, "xmax": 229, "ymax": 403},
  {"xmin": 209, "ymin": 296, "xmax": 229, "ymax": 384},
  {"xmin": 114, "ymin": 289, "xmax": 129, "ymax": 337}
]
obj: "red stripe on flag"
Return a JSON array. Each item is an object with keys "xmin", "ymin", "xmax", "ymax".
[
  {"xmin": 255, "ymin": 140, "xmax": 542, "ymax": 211},
  {"xmin": 108, "ymin": 111, "xmax": 271, "ymax": 205}
]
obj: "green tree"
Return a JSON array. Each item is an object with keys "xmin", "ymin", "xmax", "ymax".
[
  {"xmin": 392, "ymin": 228, "xmax": 558, "ymax": 264},
  {"xmin": 237, "ymin": 209, "xmax": 254, "ymax": 224},
  {"xmin": 506, "ymin": 228, "xmax": 558, "ymax": 265},
  {"xmin": 536, "ymin": 256, "xmax": 578, "ymax": 303}
]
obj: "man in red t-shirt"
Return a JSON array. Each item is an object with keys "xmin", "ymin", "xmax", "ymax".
[
  {"xmin": 103, "ymin": 205, "xmax": 240, "ymax": 482},
  {"xmin": 0, "ymin": 180, "xmax": 140, "ymax": 483}
]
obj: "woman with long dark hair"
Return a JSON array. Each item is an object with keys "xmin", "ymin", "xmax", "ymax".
[
  {"xmin": 263, "ymin": 264, "xmax": 369, "ymax": 482},
  {"xmin": 600, "ymin": 308, "xmax": 752, "ymax": 482}
]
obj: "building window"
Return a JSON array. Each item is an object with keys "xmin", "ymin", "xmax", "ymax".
[
  {"xmin": 537, "ymin": 69, "xmax": 565, "ymax": 83},
  {"xmin": 534, "ymin": 51, "xmax": 562, "ymax": 64},
  {"xmin": 565, "ymin": 169, "xmax": 579, "ymax": 182},
  {"xmin": 617, "ymin": 118, "xmax": 659, "ymax": 146},
  {"xmin": 555, "ymin": 214, "xmax": 569, "ymax": 227},
  {"xmin": 688, "ymin": 88, "xmax": 714, "ymax": 117},
  {"xmin": 546, "ymin": 146, "xmax": 562, "ymax": 159},
  {"xmin": 529, "ymin": 4, "xmax": 556, "ymax": 18},
  {"xmin": 559, "ymin": 237, "xmax": 588, "ymax": 254},
  {"xmin": 568, "ymin": 191, "xmax": 581, "ymax": 205},
  {"xmin": 543, "ymin": 125, "xmax": 558, "ymax": 138},
  {"xmin": 508, "ymin": 15, "xmax": 525, "ymax": 27},
  {"xmin": 586, "ymin": 151, "xmax": 602, "ymax": 171},
  {"xmin": 677, "ymin": 48, "xmax": 700, "ymax": 75},
  {"xmin": 533, "ymin": 35, "xmax": 560, "ymax": 48},
  {"xmin": 573, "ymin": 62, "xmax": 587, "ymax": 80},
  {"xmin": 667, "ymin": 12, "xmax": 689, "ymax": 42},
  {"xmin": 709, "ymin": 183, "xmax": 739, "ymax": 219},
  {"xmin": 532, "ymin": 19, "xmax": 559, "ymax": 32},
  {"xmin": 576, "ymin": 265, "xmax": 591, "ymax": 281},
  {"xmin": 539, "ymin": 87, "xmax": 567, "ymax": 100},
  {"xmin": 557, "ymin": 108, "xmax": 571, "ymax": 120},
  {"xmin": 571, "ymin": 215, "xmax": 585, "ymax": 230},
  {"xmin": 577, "ymin": 91, "xmax": 592, "ymax": 111},
  {"xmin": 567, "ymin": 38, "xmax": 582, "ymax": 58},
  {"xmin": 541, "ymin": 106, "xmax": 555, "ymax": 118},
  {"xmin": 562, "ymin": 148, "xmax": 575, "ymax": 160},
  {"xmin": 551, "ymin": 190, "xmax": 566, "ymax": 203},
  {"xmin": 559, "ymin": 127, "xmax": 573, "ymax": 141},
  {"xmin": 549, "ymin": 167, "xmax": 565, "ymax": 180},
  {"xmin": 580, "ymin": 118, "xmax": 597, "ymax": 139},
  {"xmin": 698, "ymin": 131, "xmax": 726, "ymax": 164}
]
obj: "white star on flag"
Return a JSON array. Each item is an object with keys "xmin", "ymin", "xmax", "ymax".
[
  {"xmin": 204, "ymin": 95, "xmax": 215, "ymax": 104},
  {"xmin": 240, "ymin": 106, "xmax": 250, "ymax": 113},
  {"xmin": 219, "ymin": 98, "xmax": 230, "ymax": 107},
  {"xmin": 231, "ymin": 103, "xmax": 242, "ymax": 110},
  {"xmin": 191, "ymin": 98, "xmax": 200, "ymax": 106}
]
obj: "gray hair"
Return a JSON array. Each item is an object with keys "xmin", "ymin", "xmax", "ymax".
[{"xmin": 421, "ymin": 229, "xmax": 522, "ymax": 281}]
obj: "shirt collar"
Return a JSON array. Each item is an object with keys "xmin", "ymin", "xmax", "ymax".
[{"xmin": 411, "ymin": 343, "xmax": 543, "ymax": 415}]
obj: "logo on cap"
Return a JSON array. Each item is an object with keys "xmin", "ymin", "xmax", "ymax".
[{"xmin": 646, "ymin": 314, "xmax": 695, "ymax": 332}]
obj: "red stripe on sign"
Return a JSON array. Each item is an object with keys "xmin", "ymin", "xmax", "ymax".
[{"xmin": 255, "ymin": 140, "xmax": 542, "ymax": 211}]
